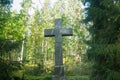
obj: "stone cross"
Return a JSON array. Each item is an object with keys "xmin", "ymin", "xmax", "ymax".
[{"xmin": 44, "ymin": 18, "xmax": 73, "ymax": 79}]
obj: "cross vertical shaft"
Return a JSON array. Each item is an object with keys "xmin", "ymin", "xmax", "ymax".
[{"xmin": 55, "ymin": 19, "xmax": 63, "ymax": 66}]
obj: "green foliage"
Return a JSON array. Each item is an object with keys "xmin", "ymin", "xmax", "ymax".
[
  {"xmin": 0, "ymin": 58, "xmax": 23, "ymax": 80},
  {"xmin": 0, "ymin": 59, "xmax": 12, "ymax": 80},
  {"xmin": 66, "ymin": 62, "xmax": 90, "ymax": 76},
  {"xmin": 83, "ymin": 0, "xmax": 120, "ymax": 80},
  {"xmin": 0, "ymin": 11, "xmax": 25, "ymax": 40},
  {"xmin": 0, "ymin": 1, "xmax": 27, "ymax": 79},
  {"xmin": 0, "ymin": 39, "xmax": 21, "ymax": 52}
]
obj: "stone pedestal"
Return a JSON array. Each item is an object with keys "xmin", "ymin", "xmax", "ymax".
[
  {"xmin": 52, "ymin": 65, "xmax": 67, "ymax": 80},
  {"xmin": 52, "ymin": 75, "xmax": 67, "ymax": 80},
  {"xmin": 54, "ymin": 66, "xmax": 64, "ymax": 76}
]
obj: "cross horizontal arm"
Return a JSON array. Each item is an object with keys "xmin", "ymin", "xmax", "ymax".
[
  {"xmin": 60, "ymin": 28, "xmax": 73, "ymax": 36},
  {"xmin": 44, "ymin": 28, "xmax": 73, "ymax": 37},
  {"xmin": 44, "ymin": 29, "xmax": 55, "ymax": 37}
]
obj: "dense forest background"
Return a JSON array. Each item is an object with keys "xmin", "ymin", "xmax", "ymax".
[{"xmin": 0, "ymin": 0, "xmax": 120, "ymax": 80}]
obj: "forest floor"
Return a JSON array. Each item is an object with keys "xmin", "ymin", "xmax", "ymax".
[
  {"xmin": 23, "ymin": 75, "xmax": 90, "ymax": 80},
  {"xmin": 12, "ymin": 63, "xmax": 90, "ymax": 80}
]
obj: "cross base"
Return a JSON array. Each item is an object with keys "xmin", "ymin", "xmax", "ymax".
[
  {"xmin": 54, "ymin": 65, "xmax": 64, "ymax": 76},
  {"xmin": 52, "ymin": 65, "xmax": 66, "ymax": 80},
  {"xmin": 52, "ymin": 75, "xmax": 67, "ymax": 80}
]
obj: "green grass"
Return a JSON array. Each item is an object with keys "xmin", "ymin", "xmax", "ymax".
[
  {"xmin": 23, "ymin": 75, "xmax": 89, "ymax": 80},
  {"xmin": 24, "ymin": 75, "xmax": 51, "ymax": 80},
  {"xmin": 13, "ymin": 71, "xmax": 90, "ymax": 80},
  {"xmin": 68, "ymin": 75, "xmax": 90, "ymax": 80},
  {"xmin": 12, "ymin": 63, "xmax": 90, "ymax": 80}
]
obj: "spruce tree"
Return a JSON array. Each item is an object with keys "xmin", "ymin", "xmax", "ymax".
[{"xmin": 83, "ymin": 0, "xmax": 120, "ymax": 80}]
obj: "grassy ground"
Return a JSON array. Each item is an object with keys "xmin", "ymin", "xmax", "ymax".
[
  {"xmin": 12, "ymin": 63, "xmax": 90, "ymax": 80},
  {"xmin": 23, "ymin": 75, "xmax": 90, "ymax": 80},
  {"xmin": 13, "ymin": 70, "xmax": 90, "ymax": 80},
  {"xmin": 68, "ymin": 75, "xmax": 90, "ymax": 80}
]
